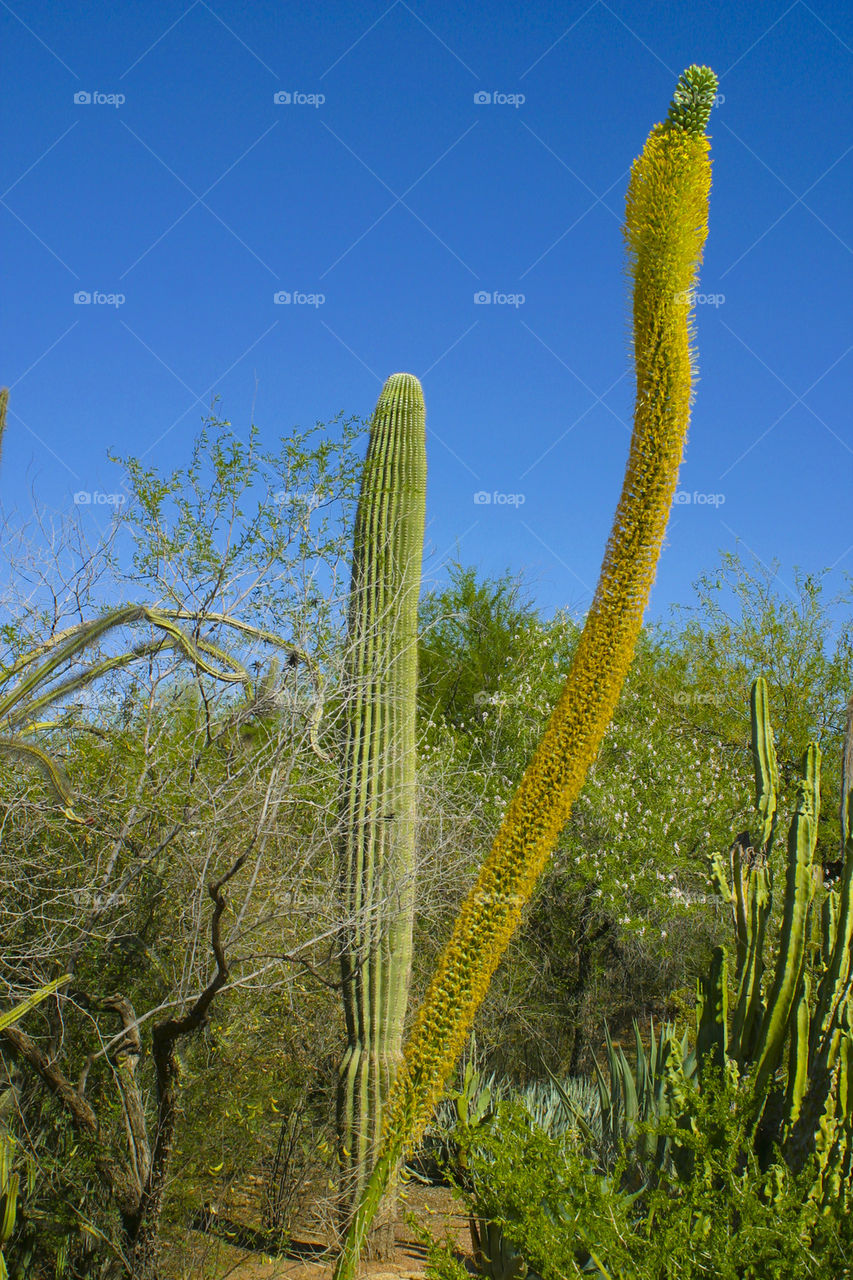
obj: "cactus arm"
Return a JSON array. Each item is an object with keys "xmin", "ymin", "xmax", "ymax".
[
  {"xmin": 731, "ymin": 842, "xmax": 750, "ymax": 974},
  {"xmin": 783, "ymin": 973, "xmax": 811, "ymax": 1134},
  {"xmin": 752, "ymin": 744, "xmax": 821, "ymax": 1105},
  {"xmin": 730, "ymin": 863, "xmax": 770, "ymax": 1063},
  {"xmin": 730, "ymin": 685, "xmax": 777, "ymax": 1064},
  {"xmin": 841, "ymin": 696, "xmax": 853, "ymax": 858},
  {"xmin": 751, "ymin": 677, "xmax": 779, "ymax": 853},
  {"xmin": 0, "ymin": 605, "xmax": 250, "ymax": 727},
  {"xmin": 0, "ymin": 977, "xmax": 72, "ymax": 1034},
  {"xmin": 696, "ymin": 945, "xmax": 728, "ymax": 1073},
  {"xmin": 709, "ymin": 850, "xmax": 733, "ymax": 906},
  {"xmin": 821, "ymin": 889, "xmax": 839, "ymax": 968},
  {"xmin": 333, "ymin": 65, "xmax": 716, "ymax": 1279},
  {"xmin": 811, "ymin": 793, "xmax": 853, "ymax": 1060}
]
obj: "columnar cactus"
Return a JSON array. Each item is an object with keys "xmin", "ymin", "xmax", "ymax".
[
  {"xmin": 552, "ymin": 681, "xmax": 853, "ymax": 1206},
  {"xmin": 333, "ymin": 64, "xmax": 717, "ymax": 1279},
  {"xmin": 337, "ymin": 373, "xmax": 427, "ymax": 1252},
  {"xmin": 700, "ymin": 679, "xmax": 853, "ymax": 1190}
]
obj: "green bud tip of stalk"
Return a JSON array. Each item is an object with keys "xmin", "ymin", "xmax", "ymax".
[{"xmin": 664, "ymin": 65, "xmax": 718, "ymax": 137}]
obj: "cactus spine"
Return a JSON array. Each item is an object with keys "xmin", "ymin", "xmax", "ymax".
[
  {"xmin": 333, "ymin": 65, "xmax": 716, "ymax": 1279},
  {"xmin": 337, "ymin": 373, "xmax": 426, "ymax": 1252}
]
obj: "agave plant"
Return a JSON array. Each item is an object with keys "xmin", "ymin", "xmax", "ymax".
[{"xmin": 334, "ymin": 62, "xmax": 717, "ymax": 1277}]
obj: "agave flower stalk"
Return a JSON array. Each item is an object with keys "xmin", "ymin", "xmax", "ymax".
[{"xmin": 333, "ymin": 64, "xmax": 717, "ymax": 1279}]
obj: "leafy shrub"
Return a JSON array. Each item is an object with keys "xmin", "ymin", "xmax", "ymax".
[{"xmin": 432, "ymin": 1069, "xmax": 853, "ymax": 1280}]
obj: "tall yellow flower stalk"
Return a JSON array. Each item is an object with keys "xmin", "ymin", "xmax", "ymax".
[{"xmin": 334, "ymin": 64, "xmax": 716, "ymax": 1278}]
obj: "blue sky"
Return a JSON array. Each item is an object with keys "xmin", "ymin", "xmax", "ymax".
[{"xmin": 3, "ymin": 0, "xmax": 851, "ymax": 624}]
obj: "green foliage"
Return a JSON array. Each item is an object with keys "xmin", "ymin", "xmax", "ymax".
[
  {"xmin": 416, "ymin": 571, "xmax": 749, "ymax": 1076},
  {"xmin": 114, "ymin": 406, "xmax": 364, "ymax": 648},
  {"xmin": 0, "ymin": 412, "xmax": 366, "ymax": 1273},
  {"xmin": 437, "ymin": 1073, "xmax": 853, "ymax": 1280},
  {"xmin": 407, "ymin": 1214, "xmax": 470, "ymax": 1280},
  {"xmin": 665, "ymin": 551, "xmax": 853, "ymax": 858},
  {"xmin": 424, "ymin": 673, "xmax": 853, "ymax": 1279}
]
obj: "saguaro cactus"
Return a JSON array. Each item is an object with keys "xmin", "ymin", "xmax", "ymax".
[
  {"xmin": 337, "ymin": 373, "xmax": 427, "ymax": 1253},
  {"xmin": 333, "ymin": 64, "xmax": 716, "ymax": 1279}
]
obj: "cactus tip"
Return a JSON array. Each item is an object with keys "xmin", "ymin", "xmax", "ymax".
[
  {"xmin": 383, "ymin": 372, "xmax": 422, "ymax": 391},
  {"xmin": 665, "ymin": 65, "xmax": 718, "ymax": 136}
]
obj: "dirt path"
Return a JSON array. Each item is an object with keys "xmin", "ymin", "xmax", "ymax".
[{"xmin": 164, "ymin": 1186, "xmax": 470, "ymax": 1280}]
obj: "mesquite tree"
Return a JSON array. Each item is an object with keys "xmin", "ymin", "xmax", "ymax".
[{"xmin": 0, "ymin": 410, "xmax": 364, "ymax": 1278}]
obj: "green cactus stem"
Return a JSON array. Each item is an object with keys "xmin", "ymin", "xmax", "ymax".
[
  {"xmin": 337, "ymin": 373, "xmax": 427, "ymax": 1253},
  {"xmin": 751, "ymin": 744, "xmax": 821, "ymax": 1105},
  {"xmin": 697, "ymin": 946, "xmax": 728, "ymax": 1074}
]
